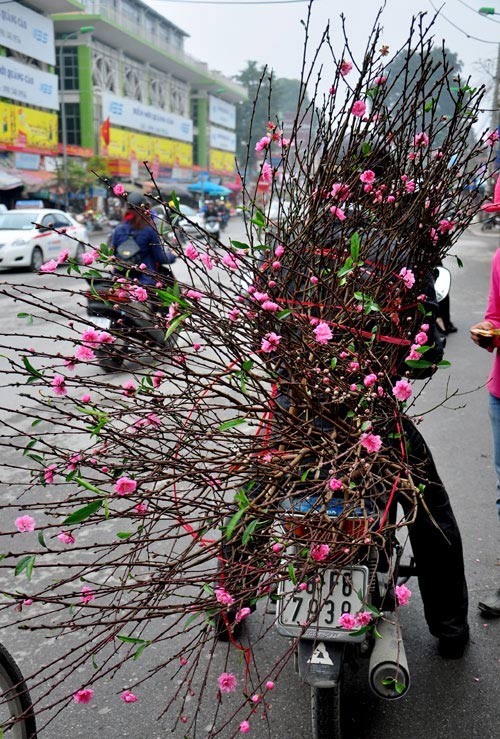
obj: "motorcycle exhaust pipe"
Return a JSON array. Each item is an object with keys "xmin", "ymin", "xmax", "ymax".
[{"xmin": 368, "ymin": 615, "xmax": 410, "ymax": 699}]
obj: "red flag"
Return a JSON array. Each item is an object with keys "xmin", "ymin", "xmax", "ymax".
[{"xmin": 100, "ymin": 117, "xmax": 110, "ymax": 146}]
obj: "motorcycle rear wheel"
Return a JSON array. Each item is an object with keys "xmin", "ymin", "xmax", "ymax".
[{"xmin": 311, "ymin": 682, "xmax": 342, "ymax": 739}]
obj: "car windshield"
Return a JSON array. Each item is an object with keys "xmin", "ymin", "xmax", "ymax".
[
  {"xmin": 179, "ymin": 205, "xmax": 196, "ymax": 217},
  {"xmin": 0, "ymin": 213, "xmax": 36, "ymax": 230}
]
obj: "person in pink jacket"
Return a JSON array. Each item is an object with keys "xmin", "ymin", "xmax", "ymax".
[{"xmin": 470, "ymin": 175, "xmax": 500, "ymax": 618}]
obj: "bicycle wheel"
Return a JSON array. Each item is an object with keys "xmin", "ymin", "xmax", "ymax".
[
  {"xmin": 0, "ymin": 643, "xmax": 37, "ymax": 738},
  {"xmin": 311, "ymin": 681, "xmax": 342, "ymax": 739}
]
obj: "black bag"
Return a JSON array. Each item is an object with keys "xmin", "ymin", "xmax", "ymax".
[{"xmin": 114, "ymin": 234, "xmax": 141, "ymax": 265}]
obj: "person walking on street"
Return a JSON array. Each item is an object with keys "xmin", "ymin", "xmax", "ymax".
[{"xmin": 470, "ymin": 175, "xmax": 500, "ymax": 619}]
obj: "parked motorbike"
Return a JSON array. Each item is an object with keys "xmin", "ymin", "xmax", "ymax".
[
  {"xmin": 481, "ymin": 213, "xmax": 500, "ymax": 231},
  {"xmin": 83, "ymin": 271, "xmax": 175, "ymax": 372},
  {"xmin": 214, "ymin": 488, "xmax": 416, "ymax": 739}
]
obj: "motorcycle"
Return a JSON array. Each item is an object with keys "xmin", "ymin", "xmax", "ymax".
[
  {"xmin": 83, "ymin": 269, "xmax": 176, "ymax": 372},
  {"xmin": 481, "ymin": 213, "xmax": 500, "ymax": 232},
  {"xmin": 204, "ymin": 215, "xmax": 220, "ymax": 243},
  {"xmin": 215, "ymin": 489, "xmax": 416, "ymax": 739}
]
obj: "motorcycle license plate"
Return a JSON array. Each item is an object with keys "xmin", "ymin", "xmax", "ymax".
[
  {"xmin": 277, "ymin": 566, "xmax": 368, "ymax": 638},
  {"xmin": 90, "ymin": 316, "xmax": 111, "ymax": 329}
]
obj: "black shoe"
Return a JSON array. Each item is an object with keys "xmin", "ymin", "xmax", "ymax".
[
  {"xmin": 478, "ymin": 588, "xmax": 500, "ymax": 618},
  {"xmin": 438, "ymin": 626, "xmax": 469, "ymax": 659},
  {"xmin": 444, "ymin": 322, "xmax": 457, "ymax": 334}
]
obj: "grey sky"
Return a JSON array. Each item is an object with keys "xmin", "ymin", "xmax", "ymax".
[{"xmin": 146, "ymin": 1, "xmax": 499, "ymax": 80}]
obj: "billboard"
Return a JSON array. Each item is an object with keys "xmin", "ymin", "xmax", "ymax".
[
  {"xmin": 209, "ymin": 96, "xmax": 236, "ymax": 130},
  {"xmin": 210, "ymin": 126, "xmax": 236, "ymax": 152},
  {"xmin": 102, "ymin": 93, "xmax": 193, "ymax": 143},
  {"xmin": 0, "ymin": 2, "xmax": 55, "ymax": 66},
  {"xmin": 0, "ymin": 100, "xmax": 58, "ymax": 153},
  {"xmin": 209, "ymin": 148, "xmax": 236, "ymax": 174},
  {"xmin": 105, "ymin": 126, "xmax": 193, "ymax": 167},
  {"xmin": 0, "ymin": 57, "xmax": 58, "ymax": 110}
]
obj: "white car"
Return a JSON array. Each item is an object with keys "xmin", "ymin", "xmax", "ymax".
[{"xmin": 0, "ymin": 209, "xmax": 89, "ymax": 271}]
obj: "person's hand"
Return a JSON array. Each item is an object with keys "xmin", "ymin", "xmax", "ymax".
[{"xmin": 470, "ymin": 321, "xmax": 495, "ymax": 348}]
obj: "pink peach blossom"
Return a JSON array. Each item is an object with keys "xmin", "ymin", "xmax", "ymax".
[
  {"xmin": 328, "ymin": 477, "xmax": 343, "ymax": 491},
  {"xmin": 360, "ymin": 170, "xmax": 376, "ymax": 184},
  {"xmin": 392, "ymin": 379, "xmax": 412, "ymax": 401},
  {"xmin": 57, "ymin": 532, "xmax": 75, "ymax": 545},
  {"xmin": 338, "ymin": 613, "xmax": 357, "ymax": 629},
  {"xmin": 184, "ymin": 243, "xmax": 199, "ymax": 260},
  {"xmin": 113, "ymin": 183, "xmax": 125, "ymax": 196},
  {"xmin": 255, "ymin": 136, "xmax": 270, "ymax": 152},
  {"xmin": 51, "ymin": 374, "xmax": 67, "ymax": 396},
  {"xmin": 351, "ymin": 100, "xmax": 367, "ymax": 117},
  {"xmin": 240, "ymin": 721, "xmax": 250, "ymax": 734},
  {"xmin": 15, "ymin": 515, "xmax": 35, "ymax": 532},
  {"xmin": 395, "ymin": 583, "xmax": 411, "ymax": 606},
  {"xmin": 43, "ymin": 464, "xmax": 57, "ymax": 484},
  {"xmin": 120, "ymin": 690, "xmax": 138, "ymax": 703},
  {"xmin": 261, "ymin": 332, "xmax": 281, "ymax": 353},
  {"xmin": 114, "ymin": 476, "xmax": 137, "ymax": 495},
  {"xmin": 73, "ymin": 688, "xmax": 94, "ymax": 704},
  {"xmin": 313, "ymin": 321, "xmax": 332, "ymax": 344},
  {"xmin": 310, "ymin": 544, "xmax": 330, "ymax": 561},
  {"xmin": 340, "ymin": 60, "xmax": 353, "ymax": 76},
  {"xmin": 80, "ymin": 585, "xmax": 95, "ymax": 604},
  {"xmin": 329, "ymin": 206, "xmax": 346, "ymax": 221},
  {"xmin": 40, "ymin": 259, "xmax": 58, "ymax": 273},
  {"xmin": 399, "ymin": 267, "xmax": 415, "ymax": 289},
  {"xmin": 218, "ymin": 672, "xmax": 237, "ymax": 693},
  {"xmin": 360, "ymin": 433, "xmax": 382, "ymax": 453},
  {"xmin": 215, "ymin": 587, "xmax": 234, "ymax": 607}
]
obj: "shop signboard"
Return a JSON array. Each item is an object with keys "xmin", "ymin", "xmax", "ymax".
[
  {"xmin": 102, "ymin": 93, "xmax": 193, "ymax": 143},
  {"xmin": 0, "ymin": 57, "xmax": 58, "ymax": 110},
  {"xmin": 0, "ymin": 101, "xmax": 15, "ymax": 146},
  {"xmin": 106, "ymin": 126, "xmax": 193, "ymax": 168},
  {"xmin": 0, "ymin": 101, "xmax": 58, "ymax": 153},
  {"xmin": 209, "ymin": 126, "xmax": 236, "ymax": 152},
  {"xmin": 0, "ymin": 2, "xmax": 55, "ymax": 66},
  {"xmin": 209, "ymin": 148, "xmax": 236, "ymax": 174},
  {"xmin": 12, "ymin": 106, "xmax": 58, "ymax": 152},
  {"xmin": 208, "ymin": 96, "xmax": 236, "ymax": 130}
]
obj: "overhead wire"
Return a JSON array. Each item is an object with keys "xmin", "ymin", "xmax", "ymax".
[
  {"xmin": 456, "ymin": 0, "xmax": 500, "ymax": 24},
  {"xmin": 428, "ymin": 0, "xmax": 500, "ymax": 43}
]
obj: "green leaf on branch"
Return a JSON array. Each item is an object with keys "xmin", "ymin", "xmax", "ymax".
[
  {"xmin": 15, "ymin": 555, "xmax": 36, "ymax": 580},
  {"xmin": 62, "ymin": 499, "xmax": 102, "ymax": 525},
  {"xmin": 170, "ymin": 191, "xmax": 180, "ymax": 210},
  {"xmin": 225, "ymin": 508, "xmax": 247, "ymax": 540},
  {"xmin": 74, "ymin": 477, "xmax": 106, "ymax": 496},
  {"xmin": 250, "ymin": 209, "xmax": 266, "ymax": 227},
  {"xmin": 350, "ymin": 232, "xmax": 360, "ymax": 262},
  {"xmin": 230, "ymin": 240, "xmax": 249, "ymax": 251},
  {"xmin": 277, "ymin": 309, "xmax": 291, "ymax": 320},
  {"xmin": 330, "ymin": 357, "xmax": 337, "ymax": 370},
  {"xmin": 219, "ymin": 417, "xmax": 246, "ymax": 432},
  {"xmin": 456, "ymin": 256, "xmax": 463, "ymax": 268},
  {"xmin": 437, "ymin": 360, "xmax": 451, "ymax": 368},
  {"xmin": 117, "ymin": 532, "xmax": 133, "ymax": 540},
  {"xmin": 37, "ymin": 531, "xmax": 48, "ymax": 549},
  {"xmin": 242, "ymin": 519, "xmax": 261, "ymax": 545},
  {"xmin": 361, "ymin": 142, "xmax": 371, "ymax": 157},
  {"xmin": 183, "ymin": 612, "xmax": 200, "ymax": 630},
  {"xmin": 287, "ymin": 564, "xmax": 297, "ymax": 585},
  {"xmin": 17, "ymin": 312, "xmax": 34, "ymax": 325},
  {"xmin": 405, "ymin": 359, "xmax": 433, "ymax": 369},
  {"xmin": 22, "ymin": 356, "xmax": 43, "ymax": 380},
  {"xmin": 165, "ymin": 313, "xmax": 189, "ymax": 339},
  {"xmin": 117, "ymin": 634, "xmax": 149, "ymax": 645},
  {"xmin": 424, "ymin": 98, "xmax": 435, "ymax": 112}
]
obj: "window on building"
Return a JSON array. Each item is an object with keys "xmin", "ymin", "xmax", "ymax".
[
  {"xmin": 56, "ymin": 46, "xmax": 79, "ymax": 91},
  {"xmin": 58, "ymin": 103, "xmax": 81, "ymax": 147}
]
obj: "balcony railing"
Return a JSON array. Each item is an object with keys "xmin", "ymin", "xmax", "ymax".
[{"xmin": 82, "ymin": 0, "xmax": 245, "ymax": 96}]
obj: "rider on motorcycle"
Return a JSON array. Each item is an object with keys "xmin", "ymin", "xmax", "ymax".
[{"xmin": 110, "ymin": 191, "xmax": 176, "ymax": 343}]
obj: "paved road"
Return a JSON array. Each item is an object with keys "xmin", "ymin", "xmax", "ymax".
[{"xmin": 0, "ymin": 221, "xmax": 499, "ymax": 739}]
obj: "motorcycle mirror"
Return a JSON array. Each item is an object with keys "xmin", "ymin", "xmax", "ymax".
[{"xmin": 434, "ymin": 266, "xmax": 451, "ymax": 302}]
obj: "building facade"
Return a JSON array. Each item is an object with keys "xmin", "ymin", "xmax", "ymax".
[{"xmin": 0, "ymin": 0, "xmax": 245, "ymax": 206}]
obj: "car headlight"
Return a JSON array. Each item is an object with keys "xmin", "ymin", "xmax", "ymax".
[{"xmin": 12, "ymin": 238, "xmax": 31, "ymax": 246}]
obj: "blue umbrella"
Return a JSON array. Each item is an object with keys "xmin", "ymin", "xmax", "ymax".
[{"xmin": 187, "ymin": 181, "xmax": 231, "ymax": 197}]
